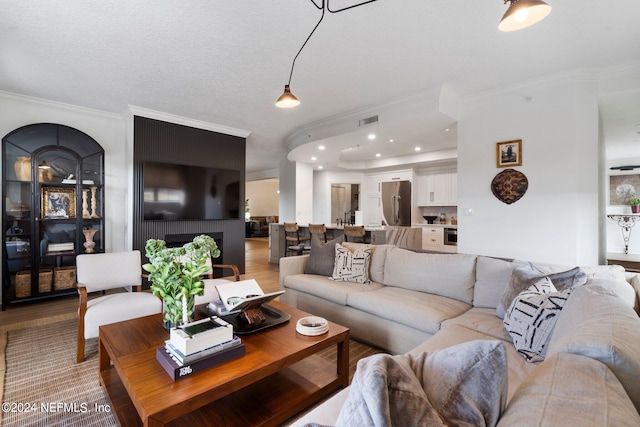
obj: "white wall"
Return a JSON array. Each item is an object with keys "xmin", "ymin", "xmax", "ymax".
[
  {"xmin": 457, "ymin": 74, "xmax": 600, "ymax": 265},
  {"xmin": 278, "ymin": 160, "xmax": 314, "ymax": 224},
  {"xmin": 0, "ymin": 92, "xmax": 128, "ymax": 253},
  {"xmin": 246, "ymin": 179, "xmax": 279, "ymax": 217}
]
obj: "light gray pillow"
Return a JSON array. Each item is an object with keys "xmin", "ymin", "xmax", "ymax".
[
  {"xmin": 304, "ymin": 234, "xmax": 344, "ymax": 276},
  {"xmin": 496, "ymin": 262, "xmax": 586, "ymax": 319},
  {"xmin": 335, "ymin": 340, "xmax": 508, "ymax": 427},
  {"xmin": 503, "ymin": 278, "xmax": 572, "ymax": 362}
]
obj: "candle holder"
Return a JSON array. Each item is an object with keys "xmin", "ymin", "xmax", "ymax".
[
  {"xmin": 90, "ymin": 186, "xmax": 100, "ymax": 218},
  {"xmin": 82, "ymin": 189, "xmax": 91, "ymax": 218}
]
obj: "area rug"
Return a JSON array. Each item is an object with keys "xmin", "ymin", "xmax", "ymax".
[{"xmin": 1, "ymin": 317, "xmax": 383, "ymax": 426}]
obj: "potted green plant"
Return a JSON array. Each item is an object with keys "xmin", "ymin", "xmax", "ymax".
[
  {"xmin": 631, "ymin": 195, "xmax": 640, "ymax": 214},
  {"xmin": 143, "ymin": 234, "xmax": 220, "ymax": 329}
]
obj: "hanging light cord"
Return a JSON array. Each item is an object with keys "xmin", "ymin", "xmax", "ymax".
[{"xmin": 286, "ymin": 4, "xmax": 325, "ymax": 86}]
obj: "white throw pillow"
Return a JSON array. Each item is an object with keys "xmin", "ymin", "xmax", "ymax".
[
  {"xmin": 503, "ymin": 277, "xmax": 572, "ymax": 362},
  {"xmin": 330, "ymin": 243, "xmax": 371, "ymax": 284}
]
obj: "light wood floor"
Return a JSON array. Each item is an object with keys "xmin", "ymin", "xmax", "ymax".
[{"xmin": 0, "ymin": 238, "xmax": 277, "ymax": 327}]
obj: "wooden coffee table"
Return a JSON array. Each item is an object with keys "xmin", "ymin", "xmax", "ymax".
[{"xmin": 98, "ymin": 300, "xmax": 349, "ymax": 427}]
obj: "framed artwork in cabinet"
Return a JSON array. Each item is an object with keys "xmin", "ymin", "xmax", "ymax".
[
  {"xmin": 496, "ymin": 140, "xmax": 522, "ymax": 168},
  {"xmin": 42, "ymin": 187, "xmax": 76, "ymax": 219}
]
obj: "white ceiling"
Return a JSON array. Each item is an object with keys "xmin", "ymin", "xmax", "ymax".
[{"xmin": 1, "ymin": 1, "xmax": 639, "ymax": 173}]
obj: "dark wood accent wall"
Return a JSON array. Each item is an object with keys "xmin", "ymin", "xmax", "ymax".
[{"xmin": 132, "ymin": 116, "xmax": 246, "ymax": 275}]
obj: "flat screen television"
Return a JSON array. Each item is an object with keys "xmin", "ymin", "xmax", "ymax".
[{"xmin": 143, "ymin": 161, "xmax": 241, "ymax": 220}]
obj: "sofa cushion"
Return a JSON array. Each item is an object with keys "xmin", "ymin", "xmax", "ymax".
[
  {"xmin": 335, "ymin": 340, "xmax": 508, "ymax": 427},
  {"xmin": 383, "ymin": 247, "xmax": 477, "ymax": 305},
  {"xmin": 347, "ymin": 287, "xmax": 471, "ymax": 335},
  {"xmin": 283, "ymin": 274, "xmax": 383, "ymax": 306},
  {"xmin": 305, "ymin": 234, "xmax": 344, "ymax": 276},
  {"xmin": 342, "ymin": 243, "xmax": 391, "ymax": 284},
  {"xmin": 496, "ymin": 263, "xmax": 586, "ymax": 319},
  {"xmin": 503, "ymin": 278, "xmax": 572, "ymax": 362},
  {"xmin": 497, "ymin": 352, "xmax": 640, "ymax": 427},
  {"xmin": 443, "ymin": 307, "xmax": 512, "ymax": 342},
  {"xmin": 547, "ymin": 284, "xmax": 640, "ymax": 413},
  {"xmin": 474, "ymin": 256, "xmax": 518, "ymax": 308},
  {"xmin": 331, "ymin": 244, "xmax": 371, "ymax": 284}
]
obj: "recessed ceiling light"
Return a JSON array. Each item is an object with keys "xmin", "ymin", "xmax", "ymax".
[
  {"xmin": 375, "ymin": 153, "xmax": 381, "ymax": 157},
  {"xmin": 311, "ymin": 156, "xmax": 317, "ymax": 161},
  {"xmin": 414, "ymin": 147, "xmax": 421, "ymax": 152},
  {"xmin": 318, "ymin": 165, "xmax": 323, "ymax": 169},
  {"xmin": 277, "ymin": 190, "xmax": 280, "ymax": 194},
  {"xmin": 318, "ymin": 145, "xmax": 325, "ymax": 150},
  {"xmin": 445, "ymin": 128, "xmax": 450, "ymax": 132},
  {"xmin": 368, "ymin": 134, "xmax": 376, "ymax": 140},
  {"xmin": 389, "ymin": 139, "xmax": 394, "ymax": 143}
]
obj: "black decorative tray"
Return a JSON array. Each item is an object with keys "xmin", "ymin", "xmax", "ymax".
[{"xmin": 200, "ymin": 303, "xmax": 291, "ymax": 335}]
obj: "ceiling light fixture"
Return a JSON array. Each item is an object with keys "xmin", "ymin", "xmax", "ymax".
[
  {"xmin": 415, "ymin": 147, "xmax": 421, "ymax": 152},
  {"xmin": 318, "ymin": 145, "xmax": 325, "ymax": 150},
  {"xmin": 275, "ymin": 0, "xmax": 379, "ymax": 108},
  {"xmin": 499, "ymin": 0, "xmax": 551, "ymax": 32},
  {"xmin": 368, "ymin": 133, "xmax": 376, "ymax": 140},
  {"xmin": 376, "ymin": 153, "xmax": 381, "ymax": 157}
]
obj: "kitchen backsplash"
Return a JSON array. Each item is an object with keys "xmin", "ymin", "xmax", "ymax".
[{"xmin": 420, "ymin": 206, "xmax": 458, "ymax": 224}]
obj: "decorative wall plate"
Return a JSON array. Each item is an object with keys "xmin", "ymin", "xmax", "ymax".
[{"xmin": 491, "ymin": 169, "xmax": 528, "ymax": 204}]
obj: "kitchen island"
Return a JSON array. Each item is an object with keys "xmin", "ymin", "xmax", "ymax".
[{"xmin": 268, "ymin": 223, "xmax": 422, "ymax": 263}]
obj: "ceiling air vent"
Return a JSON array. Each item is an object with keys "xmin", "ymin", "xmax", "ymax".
[{"xmin": 358, "ymin": 115, "xmax": 379, "ymax": 126}]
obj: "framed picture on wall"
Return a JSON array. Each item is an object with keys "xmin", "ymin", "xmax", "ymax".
[
  {"xmin": 42, "ymin": 187, "xmax": 76, "ymax": 218},
  {"xmin": 496, "ymin": 140, "xmax": 522, "ymax": 168},
  {"xmin": 609, "ymin": 174, "xmax": 640, "ymax": 205}
]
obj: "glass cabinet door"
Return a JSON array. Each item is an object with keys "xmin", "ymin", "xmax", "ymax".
[{"xmin": 2, "ymin": 123, "xmax": 104, "ymax": 308}]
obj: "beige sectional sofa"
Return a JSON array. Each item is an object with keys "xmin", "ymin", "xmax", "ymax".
[{"xmin": 279, "ymin": 243, "xmax": 640, "ymax": 426}]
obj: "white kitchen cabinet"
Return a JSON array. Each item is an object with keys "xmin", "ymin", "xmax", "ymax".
[
  {"xmin": 364, "ymin": 195, "xmax": 382, "ymax": 226},
  {"xmin": 417, "ymin": 170, "xmax": 457, "ymax": 206},
  {"xmin": 366, "ymin": 174, "xmax": 381, "ymax": 196},
  {"xmin": 422, "ymin": 226, "xmax": 444, "ymax": 251}
]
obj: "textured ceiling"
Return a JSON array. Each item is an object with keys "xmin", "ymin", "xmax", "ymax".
[{"xmin": 1, "ymin": 1, "xmax": 639, "ymax": 172}]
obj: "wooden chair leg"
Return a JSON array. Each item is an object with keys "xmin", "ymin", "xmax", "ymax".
[{"xmin": 76, "ymin": 286, "xmax": 88, "ymax": 363}]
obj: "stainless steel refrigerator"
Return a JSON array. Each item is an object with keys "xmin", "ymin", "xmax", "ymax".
[{"xmin": 381, "ymin": 180, "xmax": 411, "ymax": 226}]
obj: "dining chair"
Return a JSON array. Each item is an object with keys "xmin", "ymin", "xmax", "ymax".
[{"xmin": 75, "ymin": 250, "xmax": 162, "ymax": 363}]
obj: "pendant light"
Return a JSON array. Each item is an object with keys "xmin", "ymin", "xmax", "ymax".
[
  {"xmin": 275, "ymin": 84, "xmax": 300, "ymax": 108},
  {"xmin": 499, "ymin": 0, "xmax": 551, "ymax": 32},
  {"xmin": 275, "ymin": 0, "xmax": 379, "ymax": 108}
]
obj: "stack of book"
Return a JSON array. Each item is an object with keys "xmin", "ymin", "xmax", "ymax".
[{"xmin": 156, "ymin": 317, "xmax": 245, "ymax": 380}]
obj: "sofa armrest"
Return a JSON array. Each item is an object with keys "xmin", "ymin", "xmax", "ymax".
[
  {"xmin": 279, "ymin": 255, "xmax": 309, "ymax": 289},
  {"xmin": 627, "ymin": 272, "xmax": 640, "ymax": 315}
]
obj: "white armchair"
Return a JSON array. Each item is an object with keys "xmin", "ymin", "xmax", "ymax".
[{"xmin": 75, "ymin": 250, "xmax": 162, "ymax": 363}]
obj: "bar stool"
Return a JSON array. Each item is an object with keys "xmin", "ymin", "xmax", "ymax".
[
  {"xmin": 343, "ymin": 225, "xmax": 367, "ymax": 243},
  {"xmin": 308, "ymin": 223, "xmax": 328, "ymax": 244},
  {"xmin": 283, "ymin": 222, "xmax": 311, "ymax": 256}
]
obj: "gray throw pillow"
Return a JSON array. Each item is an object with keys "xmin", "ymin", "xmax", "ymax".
[
  {"xmin": 304, "ymin": 234, "xmax": 344, "ymax": 276},
  {"xmin": 496, "ymin": 263, "xmax": 586, "ymax": 319}
]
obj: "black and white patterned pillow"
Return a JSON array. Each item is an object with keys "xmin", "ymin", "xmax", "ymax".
[
  {"xmin": 330, "ymin": 243, "xmax": 371, "ymax": 284},
  {"xmin": 503, "ymin": 277, "xmax": 572, "ymax": 362}
]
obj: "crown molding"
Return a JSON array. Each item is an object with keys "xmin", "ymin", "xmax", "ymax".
[
  {"xmin": 0, "ymin": 90, "xmax": 121, "ymax": 120},
  {"xmin": 461, "ymin": 68, "xmax": 601, "ymax": 104},
  {"xmin": 123, "ymin": 105, "xmax": 252, "ymax": 138}
]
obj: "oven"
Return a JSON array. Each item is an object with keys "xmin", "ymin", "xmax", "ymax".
[{"xmin": 444, "ymin": 228, "xmax": 457, "ymax": 246}]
